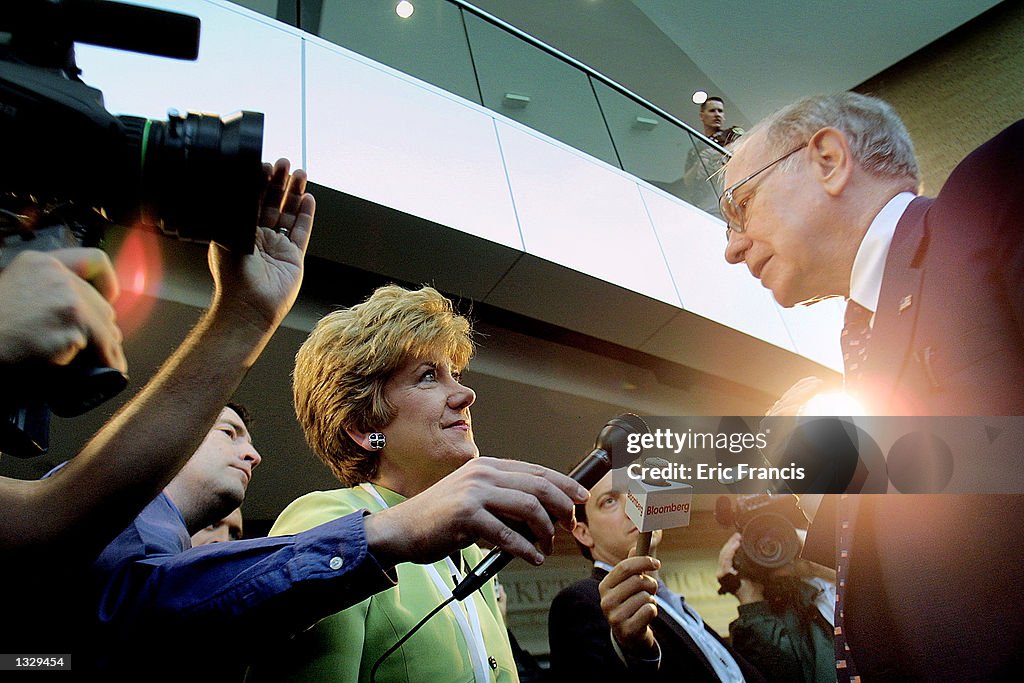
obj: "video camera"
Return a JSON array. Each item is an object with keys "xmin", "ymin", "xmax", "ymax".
[
  {"xmin": 715, "ymin": 493, "xmax": 808, "ymax": 579},
  {"xmin": 0, "ymin": 0, "xmax": 266, "ymax": 457}
]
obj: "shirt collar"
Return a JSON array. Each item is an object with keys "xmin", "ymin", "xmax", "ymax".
[
  {"xmin": 849, "ymin": 191, "xmax": 916, "ymax": 313},
  {"xmin": 159, "ymin": 491, "xmax": 188, "ymax": 527},
  {"xmin": 358, "ymin": 482, "xmax": 407, "ymax": 510}
]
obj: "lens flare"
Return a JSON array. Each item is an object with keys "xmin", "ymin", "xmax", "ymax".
[
  {"xmin": 803, "ymin": 391, "xmax": 866, "ymax": 417},
  {"xmin": 110, "ymin": 226, "xmax": 164, "ymax": 338}
]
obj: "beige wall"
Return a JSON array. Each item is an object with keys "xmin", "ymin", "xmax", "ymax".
[{"xmin": 856, "ymin": 0, "xmax": 1024, "ymax": 195}]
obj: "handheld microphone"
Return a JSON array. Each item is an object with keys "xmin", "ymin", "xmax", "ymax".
[
  {"xmin": 626, "ymin": 457, "xmax": 693, "ymax": 557},
  {"xmin": 452, "ymin": 413, "xmax": 649, "ymax": 600}
]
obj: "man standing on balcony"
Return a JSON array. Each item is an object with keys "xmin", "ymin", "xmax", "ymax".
[
  {"xmin": 699, "ymin": 96, "xmax": 745, "ymax": 147},
  {"xmin": 684, "ymin": 96, "xmax": 744, "ymax": 216}
]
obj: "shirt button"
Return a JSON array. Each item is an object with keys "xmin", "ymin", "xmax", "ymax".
[{"xmin": 329, "ymin": 556, "xmax": 344, "ymax": 570}]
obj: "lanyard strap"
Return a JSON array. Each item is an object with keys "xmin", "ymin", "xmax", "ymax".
[{"xmin": 359, "ymin": 484, "xmax": 492, "ymax": 682}]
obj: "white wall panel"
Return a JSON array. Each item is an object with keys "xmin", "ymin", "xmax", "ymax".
[
  {"xmin": 303, "ymin": 40, "xmax": 522, "ymax": 251},
  {"xmin": 497, "ymin": 123, "xmax": 680, "ymax": 307},
  {"xmin": 68, "ymin": 0, "xmax": 833, "ymax": 371},
  {"xmin": 75, "ymin": 0, "xmax": 303, "ymax": 164},
  {"xmin": 777, "ymin": 300, "xmax": 845, "ymax": 372},
  {"xmin": 640, "ymin": 187, "xmax": 794, "ymax": 351}
]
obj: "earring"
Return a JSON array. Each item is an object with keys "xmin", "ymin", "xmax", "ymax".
[{"xmin": 367, "ymin": 432, "xmax": 387, "ymax": 450}]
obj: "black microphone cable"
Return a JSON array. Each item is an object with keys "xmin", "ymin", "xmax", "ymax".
[
  {"xmin": 370, "ymin": 414, "xmax": 650, "ymax": 679},
  {"xmin": 369, "ymin": 595, "xmax": 455, "ymax": 683}
]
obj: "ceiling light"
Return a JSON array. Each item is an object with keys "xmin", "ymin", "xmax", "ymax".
[
  {"xmin": 692, "ymin": 90, "xmax": 708, "ymax": 105},
  {"xmin": 396, "ymin": 1, "xmax": 414, "ymax": 19}
]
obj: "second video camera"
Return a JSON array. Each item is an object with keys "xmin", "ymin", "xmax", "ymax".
[{"xmin": 715, "ymin": 493, "xmax": 808, "ymax": 578}]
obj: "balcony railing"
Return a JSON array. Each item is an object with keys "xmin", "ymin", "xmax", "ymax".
[{"xmin": 233, "ymin": 0, "xmax": 731, "ymax": 218}]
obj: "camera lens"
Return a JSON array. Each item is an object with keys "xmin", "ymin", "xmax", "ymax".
[
  {"xmin": 124, "ymin": 110, "xmax": 265, "ymax": 253},
  {"xmin": 740, "ymin": 513, "xmax": 800, "ymax": 569}
]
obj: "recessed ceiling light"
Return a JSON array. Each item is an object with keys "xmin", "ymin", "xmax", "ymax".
[
  {"xmin": 396, "ymin": 1, "xmax": 414, "ymax": 19},
  {"xmin": 692, "ymin": 90, "xmax": 708, "ymax": 105}
]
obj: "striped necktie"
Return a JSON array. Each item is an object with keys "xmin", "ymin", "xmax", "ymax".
[
  {"xmin": 835, "ymin": 493, "xmax": 860, "ymax": 682},
  {"xmin": 835, "ymin": 299, "xmax": 870, "ymax": 682},
  {"xmin": 841, "ymin": 300, "xmax": 872, "ymax": 383}
]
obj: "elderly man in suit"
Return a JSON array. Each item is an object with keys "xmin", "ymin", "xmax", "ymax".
[
  {"xmin": 722, "ymin": 91, "xmax": 1024, "ymax": 679},
  {"xmin": 548, "ymin": 471, "xmax": 762, "ymax": 682}
]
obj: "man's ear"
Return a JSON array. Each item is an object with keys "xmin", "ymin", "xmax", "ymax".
[
  {"xmin": 572, "ymin": 520, "xmax": 594, "ymax": 550},
  {"xmin": 808, "ymin": 127, "xmax": 854, "ymax": 197},
  {"xmin": 345, "ymin": 426, "xmax": 376, "ymax": 451}
]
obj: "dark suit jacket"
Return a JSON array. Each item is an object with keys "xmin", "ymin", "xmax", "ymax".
[
  {"xmin": 863, "ymin": 121, "xmax": 1024, "ymax": 417},
  {"xmin": 811, "ymin": 120, "xmax": 1024, "ymax": 681},
  {"xmin": 548, "ymin": 567, "xmax": 763, "ymax": 683}
]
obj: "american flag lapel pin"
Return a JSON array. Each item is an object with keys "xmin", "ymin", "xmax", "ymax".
[{"xmin": 898, "ymin": 295, "xmax": 913, "ymax": 314}]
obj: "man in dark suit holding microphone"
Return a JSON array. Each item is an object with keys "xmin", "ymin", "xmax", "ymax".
[
  {"xmin": 549, "ymin": 471, "xmax": 761, "ymax": 682},
  {"xmin": 720, "ymin": 91, "xmax": 1024, "ymax": 679}
]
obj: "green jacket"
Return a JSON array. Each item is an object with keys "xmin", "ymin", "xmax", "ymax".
[{"xmin": 255, "ymin": 485, "xmax": 518, "ymax": 682}]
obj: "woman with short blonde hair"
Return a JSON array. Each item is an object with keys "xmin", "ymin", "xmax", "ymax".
[{"xmin": 261, "ymin": 284, "xmax": 518, "ymax": 682}]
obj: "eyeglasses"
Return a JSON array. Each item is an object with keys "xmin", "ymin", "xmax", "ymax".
[{"xmin": 720, "ymin": 143, "xmax": 808, "ymax": 236}]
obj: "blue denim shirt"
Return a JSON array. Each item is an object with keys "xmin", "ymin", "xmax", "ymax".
[{"xmin": 83, "ymin": 492, "xmax": 395, "ymax": 673}]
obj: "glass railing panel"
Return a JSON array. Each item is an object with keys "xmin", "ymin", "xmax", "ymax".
[
  {"xmin": 591, "ymin": 79, "xmax": 725, "ymax": 217},
  {"xmin": 462, "ymin": 11, "xmax": 619, "ymax": 168},
  {"xmin": 230, "ymin": 0, "xmax": 724, "ymax": 217},
  {"xmin": 300, "ymin": 0, "xmax": 481, "ymax": 105},
  {"xmin": 680, "ymin": 129, "xmax": 729, "ymax": 219}
]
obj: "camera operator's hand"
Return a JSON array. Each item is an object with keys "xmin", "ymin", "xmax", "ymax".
[
  {"xmin": 208, "ymin": 158, "xmax": 314, "ymax": 335},
  {"xmin": 717, "ymin": 532, "xmax": 764, "ymax": 604},
  {"xmin": 598, "ymin": 555, "xmax": 662, "ymax": 658},
  {"xmin": 2, "ymin": 161, "xmax": 316, "ymax": 559},
  {"xmin": 0, "ymin": 248, "xmax": 125, "ymax": 373},
  {"xmin": 717, "ymin": 531, "xmax": 742, "ymax": 579}
]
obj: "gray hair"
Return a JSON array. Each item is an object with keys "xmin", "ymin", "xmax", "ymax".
[{"xmin": 749, "ymin": 92, "xmax": 920, "ymax": 190}]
